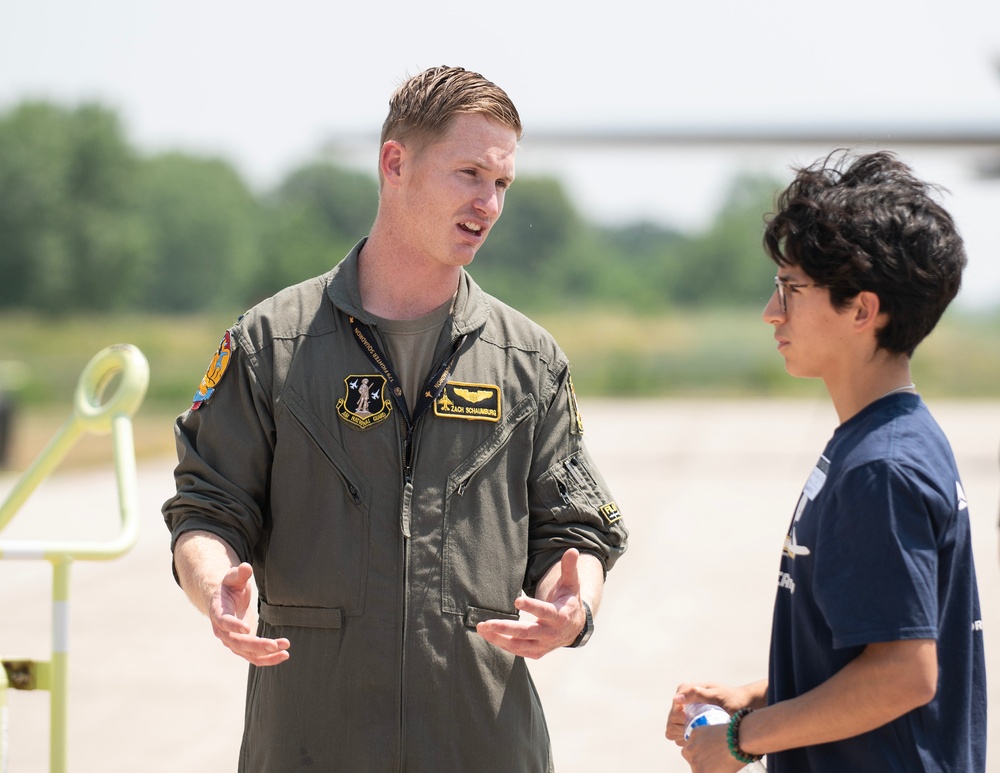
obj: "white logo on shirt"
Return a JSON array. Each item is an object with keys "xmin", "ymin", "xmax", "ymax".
[
  {"xmin": 956, "ymin": 481, "xmax": 968, "ymax": 511},
  {"xmin": 783, "ymin": 455, "xmax": 828, "ymax": 559},
  {"xmin": 778, "ymin": 571, "xmax": 796, "ymax": 594}
]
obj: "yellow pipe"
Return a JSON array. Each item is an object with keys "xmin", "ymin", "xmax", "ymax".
[
  {"xmin": 49, "ymin": 557, "xmax": 71, "ymax": 773},
  {"xmin": 0, "ymin": 343, "xmax": 148, "ymax": 534},
  {"xmin": 0, "ymin": 344, "xmax": 149, "ymax": 773},
  {"xmin": 1, "ymin": 655, "xmax": 8, "ymax": 773}
]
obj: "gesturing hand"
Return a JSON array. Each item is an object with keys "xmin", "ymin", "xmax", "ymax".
[
  {"xmin": 209, "ymin": 562, "xmax": 290, "ymax": 667},
  {"xmin": 476, "ymin": 549, "xmax": 588, "ymax": 659}
]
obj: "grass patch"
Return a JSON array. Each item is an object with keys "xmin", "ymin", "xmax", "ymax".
[
  {"xmin": 1, "ymin": 307, "xmax": 996, "ymax": 405},
  {"xmin": 0, "ymin": 303, "xmax": 995, "ymax": 470},
  {"xmin": 536, "ymin": 305, "xmax": 999, "ymax": 400}
]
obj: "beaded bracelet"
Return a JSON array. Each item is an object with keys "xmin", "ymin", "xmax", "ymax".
[{"xmin": 726, "ymin": 708, "xmax": 763, "ymax": 764}]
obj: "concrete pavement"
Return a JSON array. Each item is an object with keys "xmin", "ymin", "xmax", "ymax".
[{"xmin": 2, "ymin": 398, "xmax": 998, "ymax": 772}]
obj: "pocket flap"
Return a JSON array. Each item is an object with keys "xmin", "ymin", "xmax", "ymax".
[
  {"xmin": 259, "ymin": 601, "xmax": 344, "ymax": 629},
  {"xmin": 463, "ymin": 605, "xmax": 519, "ymax": 629}
]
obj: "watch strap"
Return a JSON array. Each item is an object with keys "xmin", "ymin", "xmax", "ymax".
[{"xmin": 568, "ymin": 600, "xmax": 594, "ymax": 648}]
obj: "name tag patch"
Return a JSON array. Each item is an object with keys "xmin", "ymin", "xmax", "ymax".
[{"xmin": 434, "ymin": 382, "xmax": 501, "ymax": 422}]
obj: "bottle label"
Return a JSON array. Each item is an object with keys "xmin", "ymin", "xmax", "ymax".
[{"xmin": 683, "ymin": 707, "xmax": 730, "ymax": 740}]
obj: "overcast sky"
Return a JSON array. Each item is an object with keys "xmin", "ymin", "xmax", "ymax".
[{"xmin": 3, "ymin": 0, "xmax": 1000, "ymax": 308}]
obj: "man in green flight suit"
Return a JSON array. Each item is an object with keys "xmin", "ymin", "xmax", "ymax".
[{"xmin": 163, "ymin": 65, "xmax": 628, "ymax": 772}]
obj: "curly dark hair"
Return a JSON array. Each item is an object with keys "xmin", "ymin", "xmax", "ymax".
[{"xmin": 763, "ymin": 150, "xmax": 966, "ymax": 356}]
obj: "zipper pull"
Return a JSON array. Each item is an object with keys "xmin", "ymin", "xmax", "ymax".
[{"xmin": 400, "ymin": 481, "xmax": 413, "ymax": 538}]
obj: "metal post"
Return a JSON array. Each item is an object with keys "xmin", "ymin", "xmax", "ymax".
[
  {"xmin": 49, "ymin": 557, "xmax": 71, "ymax": 773},
  {"xmin": 0, "ymin": 344, "xmax": 148, "ymax": 772},
  {"xmin": 1, "ymin": 656, "xmax": 9, "ymax": 773}
]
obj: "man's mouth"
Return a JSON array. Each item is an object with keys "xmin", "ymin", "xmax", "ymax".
[{"xmin": 459, "ymin": 221, "xmax": 483, "ymax": 235}]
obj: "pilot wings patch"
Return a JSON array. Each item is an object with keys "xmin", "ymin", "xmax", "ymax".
[{"xmin": 434, "ymin": 381, "xmax": 501, "ymax": 422}]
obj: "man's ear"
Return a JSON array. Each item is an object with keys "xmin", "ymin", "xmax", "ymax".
[
  {"xmin": 853, "ymin": 290, "xmax": 885, "ymax": 333},
  {"xmin": 379, "ymin": 140, "xmax": 406, "ymax": 187}
]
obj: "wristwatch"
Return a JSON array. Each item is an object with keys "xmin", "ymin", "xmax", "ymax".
[{"xmin": 568, "ymin": 600, "xmax": 594, "ymax": 648}]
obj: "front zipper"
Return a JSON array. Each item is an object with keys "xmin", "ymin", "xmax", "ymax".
[{"xmin": 392, "ymin": 333, "xmax": 462, "ymax": 772}]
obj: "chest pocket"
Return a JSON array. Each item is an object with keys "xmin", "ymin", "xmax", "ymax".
[
  {"xmin": 442, "ymin": 395, "xmax": 536, "ymax": 618},
  {"xmin": 267, "ymin": 387, "xmax": 371, "ymax": 616}
]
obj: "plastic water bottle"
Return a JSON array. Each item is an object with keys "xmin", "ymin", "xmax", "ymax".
[
  {"xmin": 683, "ymin": 702, "xmax": 767, "ymax": 771},
  {"xmin": 683, "ymin": 702, "xmax": 730, "ymax": 740}
]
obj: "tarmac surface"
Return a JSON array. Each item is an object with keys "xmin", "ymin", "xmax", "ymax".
[{"xmin": 1, "ymin": 398, "xmax": 998, "ymax": 772}]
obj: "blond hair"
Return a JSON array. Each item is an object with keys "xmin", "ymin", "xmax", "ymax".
[{"xmin": 380, "ymin": 66, "xmax": 522, "ymax": 155}]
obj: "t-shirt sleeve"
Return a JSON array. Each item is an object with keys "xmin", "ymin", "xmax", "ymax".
[{"xmin": 813, "ymin": 459, "xmax": 941, "ymax": 649}]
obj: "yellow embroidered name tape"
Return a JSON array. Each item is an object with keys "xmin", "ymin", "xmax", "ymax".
[{"xmin": 434, "ymin": 382, "xmax": 501, "ymax": 422}]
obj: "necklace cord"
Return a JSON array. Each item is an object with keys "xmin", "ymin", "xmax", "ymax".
[{"xmin": 876, "ymin": 383, "xmax": 916, "ymax": 401}]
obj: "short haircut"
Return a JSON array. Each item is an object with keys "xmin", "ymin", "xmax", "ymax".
[
  {"xmin": 380, "ymin": 65, "xmax": 522, "ymax": 156},
  {"xmin": 764, "ymin": 150, "xmax": 966, "ymax": 356}
]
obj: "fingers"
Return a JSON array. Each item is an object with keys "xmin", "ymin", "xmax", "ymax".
[
  {"xmin": 559, "ymin": 547, "xmax": 580, "ymax": 589},
  {"xmin": 212, "ymin": 563, "xmax": 255, "ymax": 633},
  {"xmin": 218, "ymin": 564, "xmax": 253, "ymax": 610},
  {"xmin": 665, "ymin": 692, "xmax": 690, "ymax": 744},
  {"xmin": 476, "ymin": 598, "xmax": 581, "ymax": 658},
  {"xmin": 214, "ymin": 626, "xmax": 291, "ymax": 667},
  {"xmin": 513, "ymin": 593, "xmax": 559, "ymax": 620},
  {"xmin": 476, "ymin": 621, "xmax": 554, "ymax": 660},
  {"xmin": 222, "ymin": 562, "xmax": 254, "ymax": 591}
]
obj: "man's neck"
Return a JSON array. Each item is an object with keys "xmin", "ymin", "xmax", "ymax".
[
  {"xmin": 825, "ymin": 353, "xmax": 914, "ymax": 424},
  {"xmin": 357, "ymin": 236, "xmax": 461, "ymax": 321}
]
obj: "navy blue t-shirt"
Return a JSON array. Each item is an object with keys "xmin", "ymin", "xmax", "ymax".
[{"xmin": 767, "ymin": 394, "xmax": 986, "ymax": 772}]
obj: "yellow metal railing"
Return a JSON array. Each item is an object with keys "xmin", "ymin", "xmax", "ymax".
[{"xmin": 0, "ymin": 344, "xmax": 149, "ymax": 773}]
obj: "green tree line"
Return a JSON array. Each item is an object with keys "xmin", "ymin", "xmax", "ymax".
[{"xmin": 0, "ymin": 101, "xmax": 783, "ymax": 316}]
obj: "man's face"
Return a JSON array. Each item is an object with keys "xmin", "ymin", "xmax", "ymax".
[
  {"xmin": 763, "ymin": 266, "xmax": 854, "ymax": 380},
  {"xmin": 397, "ymin": 112, "xmax": 517, "ymax": 269}
]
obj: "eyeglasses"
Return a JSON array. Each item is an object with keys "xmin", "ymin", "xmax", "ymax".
[{"xmin": 773, "ymin": 276, "xmax": 823, "ymax": 313}]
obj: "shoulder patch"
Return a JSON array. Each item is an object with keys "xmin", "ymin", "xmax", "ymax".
[
  {"xmin": 567, "ymin": 374, "xmax": 584, "ymax": 435},
  {"xmin": 434, "ymin": 381, "xmax": 501, "ymax": 422},
  {"xmin": 191, "ymin": 330, "xmax": 235, "ymax": 411},
  {"xmin": 599, "ymin": 502, "xmax": 622, "ymax": 524}
]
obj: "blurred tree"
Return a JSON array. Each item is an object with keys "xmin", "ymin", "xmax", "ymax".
[
  {"xmin": 250, "ymin": 162, "xmax": 378, "ymax": 300},
  {"xmin": 0, "ymin": 102, "xmax": 148, "ymax": 311},
  {"xmin": 0, "ymin": 98, "xmax": 789, "ymax": 318},
  {"xmin": 469, "ymin": 176, "xmax": 582, "ymax": 306},
  {"xmin": 138, "ymin": 152, "xmax": 261, "ymax": 312},
  {"xmin": 592, "ymin": 220, "xmax": 686, "ymax": 312}
]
